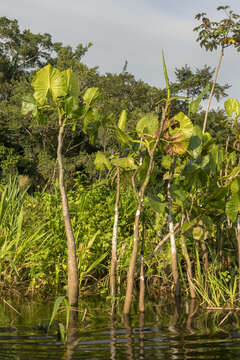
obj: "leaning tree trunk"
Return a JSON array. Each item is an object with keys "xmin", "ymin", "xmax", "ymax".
[
  {"xmin": 110, "ymin": 167, "xmax": 120, "ymax": 307},
  {"xmin": 57, "ymin": 122, "xmax": 79, "ymax": 307},
  {"xmin": 167, "ymin": 157, "xmax": 180, "ymax": 297}
]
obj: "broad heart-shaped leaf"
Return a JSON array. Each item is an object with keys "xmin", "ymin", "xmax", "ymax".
[
  {"xmin": 94, "ymin": 152, "xmax": 112, "ymax": 170},
  {"xmin": 224, "ymin": 98, "xmax": 240, "ymax": 118},
  {"xmin": 136, "ymin": 113, "xmax": 158, "ymax": 137},
  {"xmin": 32, "ymin": 64, "xmax": 67, "ymax": 105},
  {"xmin": 62, "ymin": 69, "xmax": 78, "ymax": 96},
  {"xmin": 226, "ymin": 193, "xmax": 240, "ymax": 223},
  {"xmin": 118, "ymin": 110, "xmax": 127, "ymax": 131},
  {"xmin": 22, "ymin": 94, "xmax": 37, "ymax": 115},
  {"xmin": 83, "ymin": 87, "xmax": 100, "ymax": 107},
  {"xmin": 166, "ymin": 112, "xmax": 193, "ymax": 155},
  {"xmin": 111, "ymin": 156, "xmax": 138, "ymax": 170},
  {"xmin": 189, "ymin": 84, "xmax": 210, "ymax": 116}
]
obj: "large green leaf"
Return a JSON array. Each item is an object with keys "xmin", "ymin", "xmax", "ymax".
[
  {"xmin": 83, "ymin": 87, "xmax": 100, "ymax": 107},
  {"xmin": 226, "ymin": 193, "xmax": 240, "ymax": 222},
  {"xmin": 188, "ymin": 125, "xmax": 203, "ymax": 159},
  {"xmin": 21, "ymin": 94, "xmax": 37, "ymax": 115},
  {"xmin": 62, "ymin": 69, "xmax": 78, "ymax": 96},
  {"xmin": 94, "ymin": 152, "xmax": 112, "ymax": 170},
  {"xmin": 64, "ymin": 96, "xmax": 79, "ymax": 118},
  {"xmin": 167, "ymin": 112, "xmax": 193, "ymax": 155},
  {"xmin": 111, "ymin": 156, "xmax": 137, "ymax": 170},
  {"xmin": 224, "ymin": 98, "xmax": 240, "ymax": 118},
  {"xmin": 136, "ymin": 113, "xmax": 158, "ymax": 137},
  {"xmin": 118, "ymin": 110, "xmax": 127, "ymax": 131},
  {"xmin": 32, "ymin": 64, "xmax": 67, "ymax": 105}
]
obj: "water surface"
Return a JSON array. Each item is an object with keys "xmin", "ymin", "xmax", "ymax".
[{"xmin": 1, "ymin": 297, "xmax": 240, "ymax": 359}]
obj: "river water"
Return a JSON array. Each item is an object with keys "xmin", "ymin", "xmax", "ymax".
[{"xmin": 1, "ymin": 297, "xmax": 240, "ymax": 359}]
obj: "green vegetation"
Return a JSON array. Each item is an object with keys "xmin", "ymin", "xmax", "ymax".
[{"xmin": 1, "ymin": 6, "xmax": 240, "ymax": 316}]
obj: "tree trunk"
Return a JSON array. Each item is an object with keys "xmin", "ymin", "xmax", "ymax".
[
  {"xmin": 236, "ymin": 215, "xmax": 240, "ymax": 294},
  {"xmin": 202, "ymin": 46, "xmax": 224, "ymax": 133},
  {"xmin": 167, "ymin": 157, "xmax": 180, "ymax": 297},
  {"xmin": 139, "ymin": 211, "xmax": 145, "ymax": 313},
  {"xmin": 57, "ymin": 123, "xmax": 79, "ymax": 307},
  {"xmin": 110, "ymin": 167, "xmax": 120, "ymax": 306},
  {"xmin": 181, "ymin": 236, "xmax": 196, "ymax": 298},
  {"xmin": 123, "ymin": 107, "xmax": 166, "ymax": 314}
]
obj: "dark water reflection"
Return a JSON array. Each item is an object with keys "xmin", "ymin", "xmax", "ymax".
[{"xmin": 1, "ymin": 298, "xmax": 240, "ymax": 359}]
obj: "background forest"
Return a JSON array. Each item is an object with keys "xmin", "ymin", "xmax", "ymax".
[{"xmin": 1, "ymin": 9, "xmax": 240, "ymax": 311}]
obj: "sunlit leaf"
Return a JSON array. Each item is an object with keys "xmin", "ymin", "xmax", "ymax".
[
  {"xmin": 118, "ymin": 110, "xmax": 127, "ymax": 131},
  {"xmin": 224, "ymin": 98, "xmax": 240, "ymax": 118},
  {"xmin": 94, "ymin": 152, "xmax": 112, "ymax": 171},
  {"xmin": 226, "ymin": 193, "xmax": 240, "ymax": 222},
  {"xmin": 111, "ymin": 156, "xmax": 138, "ymax": 170},
  {"xmin": 21, "ymin": 94, "xmax": 37, "ymax": 115},
  {"xmin": 136, "ymin": 113, "xmax": 158, "ymax": 137},
  {"xmin": 32, "ymin": 64, "xmax": 67, "ymax": 105},
  {"xmin": 83, "ymin": 87, "xmax": 100, "ymax": 107}
]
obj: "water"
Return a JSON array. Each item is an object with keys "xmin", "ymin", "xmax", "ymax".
[{"xmin": 1, "ymin": 297, "xmax": 240, "ymax": 359}]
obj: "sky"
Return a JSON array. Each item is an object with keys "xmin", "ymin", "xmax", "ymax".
[{"xmin": 1, "ymin": 0, "xmax": 240, "ymax": 109}]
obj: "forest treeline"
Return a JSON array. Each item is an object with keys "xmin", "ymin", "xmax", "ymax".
[{"xmin": 1, "ymin": 7, "xmax": 240, "ymax": 313}]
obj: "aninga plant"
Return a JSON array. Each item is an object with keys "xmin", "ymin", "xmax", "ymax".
[{"xmin": 22, "ymin": 64, "xmax": 100, "ymax": 308}]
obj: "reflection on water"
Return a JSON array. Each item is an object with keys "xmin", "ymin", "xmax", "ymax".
[{"xmin": 1, "ymin": 297, "xmax": 240, "ymax": 359}]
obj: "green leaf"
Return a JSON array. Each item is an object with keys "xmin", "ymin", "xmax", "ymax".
[
  {"xmin": 62, "ymin": 69, "xmax": 79, "ymax": 96},
  {"xmin": 145, "ymin": 195, "xmax": 166, "ymax": 214},
  {"xmin": 64, "ymin": 96, "xmax": 79, "ymax": 118},
  {"xmin": 193, "ymin": 225, "xmax": 204, "ymax": 240},
  {"xmin": 188, "ymin": 125, "xmax": 203, "ymax": 158},
  {"xmin": 226, "ymin": 193, "xmax": 240, "ymax": 222},
  {"xmin": 21, "ymin": 94, "xmax": 37, "ymax": 115},
  {"xmin": 167, "ymin": 112, "xmax": 193, "ymax": 155},
  {"xmin": 118, "ymin": 110, "xmax": 127, "ymax": 131},
  {"xmin": 136, "ymin": 113, "xmax": 158, "ymax": 137},
  {"xmin": 48, "ymin": 296, "xmax": 66, "ymax": 330},
  {"xmin": 189, "ymin": 84, "xmax": 210, "ymax": 115},
  {"xmin": 115, "ymin": 128, "xmax": 132, "ymax": 148},
  {"xmin": 94, "ymin": 152, "xmax": 112, "ymax": 171},
  {"xmin": 111, "ymin": 156, "xmax": 138, "ymax": 170},
  {"xmin": 231, "ymin": 178, "xmax": 240, "ymax": 193},
  {"xmin": 83, "ymin": 87, "xmax": 100, "ymax": 107},
  {"xmin": 161, "ymin": 155, "xmax": 172, "ymax": 169},
  {"xmin": 32, "ymin": 64, "xmax": 67, "ymax": 105},
  {"xmin": 224, "ymin": 98, "xmax": 240, "ymax": 118},
  {"xmin": 162, "ymin": 50, "xmax": 170, "ymax": 100}
]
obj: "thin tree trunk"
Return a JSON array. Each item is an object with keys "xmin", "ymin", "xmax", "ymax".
[
  {"xmin": 57, "ymin": 123, "xmax": 79, "ymax": 307},
  {"xmin": 110, "ymin": 168, "xmax": 120, "ymax": 307},
  {"xmin": 200, "ymin": 238, "xmax": 209, "ymax": 271},
  {"xmin": 123, "ymin": 107, "xmax": 167, "ymax": 315},
  {"xmin": 167, "ymin": 157, "xmax": 180, "ymax": 297},
  {"xmin": 236, "ymin": 215, "xmax": 240, "ymax": 295},
  {"xmin": 139, "ymin": 211, "xmax": 145, "ymax": 312},
  {"xmin": 181, "ymin": 236, "xmax": 196, "ymax": 298},
  {"xmin": 202, "ymin": 46, "xmax": 224, "ymax": 133}
]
